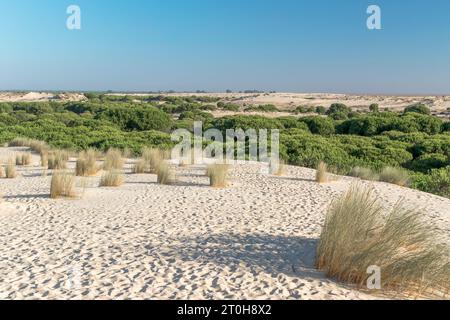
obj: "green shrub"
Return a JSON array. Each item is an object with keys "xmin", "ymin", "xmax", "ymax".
[
  {"xmin": 412, "ymin": 167, "xmax": 450, "ymax": 198},
  {"xmin": 315, "ymin": 106, "xmax": 327, "ymax": 114},
  {"xmin": 404, "ymin": 104, "xmax": 431, "ymax": 115},
  {"xmin": 369, "ymin": 104, "xmax": 379, "ymax": 112},
  {"xmin": 300, "ymin": 116, "xmax": 335, "ymax": 135},
  {"xmin": 408, "ymin": 153, "xmax": 448, "ymax": 173},
  {"xmin": 245, "ymin": 104, "xmax": 279, "ymax": 112},
  {"xmin": 326, "ymin": 103, "xmax": 351, "ymax": 118}
]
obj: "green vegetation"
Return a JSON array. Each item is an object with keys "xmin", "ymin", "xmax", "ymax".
[
  {"xmin": 1, "ymin": 98, "xmax": 449, "ymax": 197},
  {"xmin": 244, "ymin": 104, "xmax": 279, "ymax": 113}
]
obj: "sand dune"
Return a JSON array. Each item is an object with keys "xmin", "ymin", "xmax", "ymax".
[
  {"xmin": 2, "ymin": 92, "xmax": 450, "ymax": 115},
  {"xmin": 0, "ymin": 147, "xmax": 449, "ymax": 300}
]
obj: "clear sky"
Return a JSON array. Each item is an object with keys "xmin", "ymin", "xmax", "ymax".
[{"xmin": 1, "ymin": 0, "xmax": 450, "ymax": 94}]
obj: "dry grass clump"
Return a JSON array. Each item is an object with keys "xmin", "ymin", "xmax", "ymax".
[
  {"xmin": 156, "ymin": 162, "xmax": 175, "ymax": 185},
  {"xmin": 142, "ymin": 147, "xmax": 166, "ymax": 173},
  {"xmin": 207, "ymin": 164, "xmax": 230, "ymax": 188},
  {"xmin": 99, "ymin": 170, "xmax": 124, "ymax": 187},
  {"xmin": 350, "ymin": 166, "xmax": 379, "ymax": 181},
  {"xmin": 103, "ymin": 148, "xmax": 124, "ymax": 171},
  {"xmin": 76, "ymin": 149, "xmax": 100, "ymax": 176},
  {"xmin": 379, "ymin": 167, "xmax": 410, "ymax": 187},
  {"xmin": 121, "ymin": 148, "xmax": 132, "ymax": 159},
  {"xmin": 48, "ymin": 150, "xmax": 68, "ymax": 170},
  {"xmin": 316, "ymin": 184, "xmax": 450, "ymax": 297},
  {"xmin": 8, "ymin": 138, "xmax": 29, "ymax": 147},
  {"xmin": 50, "ymin": 171, "xmax": 76, "ymax": 199},
  {"xmin": 316, "ymin": 161, "xmax": 329, "ymax": 183},
  {"xmin": 15, "ymin": 153, "xmax": 32, "ymax": 166},
  {"xmin": 269, "ymin": 159, "xmax": 286, "ymax": 176},
  {"xmin": 132, "ymin": 158, "xmax": 147, "ymax": 174},
  {"xmin": 4, "ymin": 160, "xmax": 17, "ymax": 179},
  {"xmin": 9, "ymin": 138, "xmax": 49, "ymax": 154},
  {"xmin": 40, "ymin": 150, "xmax": 48, "ymax": 167}
]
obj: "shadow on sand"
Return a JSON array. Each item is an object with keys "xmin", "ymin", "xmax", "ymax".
[{"xmin": 160, "ymin": 233, "xmax": 324, "ymax": 280}]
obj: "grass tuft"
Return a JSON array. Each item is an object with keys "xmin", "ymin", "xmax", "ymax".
[
  {"xmin": 316, "ymin": 161, "xmax": 329, "ymax": 183},
  {"xmin": 47, "ymin": 150, "xmax": 68, "ymax": 170},
  {"xmin": 316, "ymin": 184, "xmax": 450, "ymax": 297},
  {"xmin": 269, "ymin": 159, "xmax": 286, "ymax": 176},
  {"xmin": 103, "ymin": 148, "xmax": 124, "ymax": 171},
  {"xmin": 379, "ymin": 167, "xmax": 410, "ymax": 187},
  {"xmin": 132, "ymin": 158, "xmax": 147, "ymax": 174},
  {"xmin": 99, "ymin": 170, "xmax": 124, "ymax": 187},
  {"xmin": 142, "ymin": 148, "xmax": 166, "ymax": 173},
  {"xmin": 9, "ymin": 138, "xmax": 49, "ymax": 154},
  {"xmin": 15, "ymin": 153, "xmax": 32, "ymax": 166},
  {"xmin": 76, "ymin": 149, "xmax": 99, "ymax": 176},
  {"xmin": 349, "ymin": 166, "xmax": 380, "ymax": 181},
  {"xmin": 4, "ymin": 160, "xmax": 17, "ymax": 179},
  {"xmin": 207, "ymin": 164, "xmax": 230, "ymax": 188},
  {"xmin": 156, "ymin": 162, "xmax": 175, "ymax": 185},
  {"xmin": 50, "ymin": 171, "xmax": 76, "ymax": 198}
]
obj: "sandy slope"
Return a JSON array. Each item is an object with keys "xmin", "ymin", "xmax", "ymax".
[
  {"xmin": 0, "ymin": 92, "xmax": 86, "ymax": 102},
  {"xmin": 0, "ymin": 147, "xmax": 449, "ymax": 300}
]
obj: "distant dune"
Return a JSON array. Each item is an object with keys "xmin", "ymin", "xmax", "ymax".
[{"xmin": 1, "ymin": 92, "xmax": 450, "ymax": 114}]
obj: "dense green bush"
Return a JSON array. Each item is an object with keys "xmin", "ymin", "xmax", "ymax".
[
  {"xmin": 404, "ymin": 103, "xmax": 431, "ymax": 115},
  {"xmin": 295, "ymin": 106, "xmax": 315, "ymax": 114},
  {"xmin": 245, "ymin": 104, "xmax": 279, "ymax": 112},
  {"xmin": 337, "ymin": 113, "xmax": 442, "ymax": 136},
  {"xmin": 315, "ymin": 106, "xmax": 327, "ymax": 115},
  {"xmin": 95, "ymin": 104, "xmax": 173, "ymax": 132},
  {"xmin": 277, "ymin": 117, "xmax": 310, "ymax": 131},
  {"xmin": 326, "ymin": 103, "xmax": 351, "ymax": 119},
  {"xmin": 212, "ymin": 115, "xmax": 284, "ymax": 132},
  {"xmin": 217, "ymin": 102, "xmax": 240, "ymax": 112},
  {"xmin": 300, "ymin": 116, "xmax": 335, "ymax": 135},
  {"xmin": 411, "ymin": 167, "xmax": 450, "ymax": 198},
  {"xmin": 408, "ymin": 153, "xmax": 448, "ymax": 173}
]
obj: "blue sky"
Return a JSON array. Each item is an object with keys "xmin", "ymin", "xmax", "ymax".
[{"xmin": 1, "ymin": 0, "xmax": 449, "ymax": 94}]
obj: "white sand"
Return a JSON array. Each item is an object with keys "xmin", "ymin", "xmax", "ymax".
[{"xmin": 0, "ymin": 147, "xmax": 449, "ymax": 300}]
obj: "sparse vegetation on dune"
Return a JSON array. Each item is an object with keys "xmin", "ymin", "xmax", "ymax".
[
  {"xmin": 316, "ymin": 185, "xmax": 450, "ymax": 297},
  {"xmin": 9, "ymin": 138, "xmax": 49, "ymax": 155},
  {"xmin": 4, "ymin": 160, "xmax": 17, "ymax": 179},
  {"xmin": 99, "ymin": 170, "xmax": 124, "ymax": 187},
  {"xmin": 349, "ymin": 166, "xmax": 379, "ymax": 181},
  {"xmin": 316, "ymin": 161, "xmax": 329, "ymax": 183},
  {"xmin": 47, "ymin": 150, "xmax": 68, "ymax": 170},
  {"xmin": 269, "ymin": 159, "xmax": 286, "ymax": 176},
  {"xmin": 156, "ymin": 161, "xmax": 175, "ymax": 185},
  {"xmin": 40, "ymin": 150, "xmax": 48, "ymax": 167},
  {"xmin": 50, "ymin": 171, "xmax": 75, "ymax": 199},
  {"xmin": 207, "ymin": 164, "xmax": 230, "ymax": 188},
  {"xmin": 103, "ymin": 148, "xmax": 124, "ymax": 171},
  {"xmin": 76, "ymin": 149, "xmax": 99, "ymax": 176},
  {"xmin": 379, "ymin": 167, "xmax": 410, "ymax": 187},
  {"xmin": 15, "ymin": 153, "xmax": 32, "ymax": 166},
  {"xmin": 142, "ymin": 147, "xmax": 166, "ymax": 173},
  {"xmin": 132, "ymin": 158, "xmax": 147, "ymax": 174}
]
